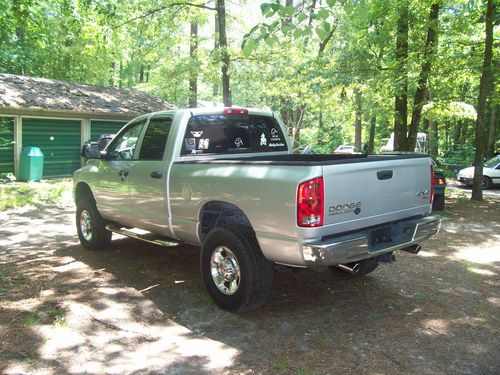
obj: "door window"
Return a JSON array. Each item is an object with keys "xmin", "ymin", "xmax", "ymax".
[
  {"xmin": 139, "ymin": 117, "xmax": 173, "ymax": 160},
  {"xmin": 107, "ymin": 121, "xmax": 145, "ymax": 160}
]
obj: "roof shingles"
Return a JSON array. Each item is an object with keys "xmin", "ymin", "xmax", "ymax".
[{"xmin": 0, "ymin": 73, "xmax": 173, "ymax": 115}]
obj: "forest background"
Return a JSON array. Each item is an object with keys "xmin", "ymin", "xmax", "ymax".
[{"xmin": 0, "ymin": 0, "xmax": 498, "ymax": 199}]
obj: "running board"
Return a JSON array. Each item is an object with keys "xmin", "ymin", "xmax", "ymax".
[{"xmin": 105, "ymin": 224, "xmax": 181, "ymax": 247}]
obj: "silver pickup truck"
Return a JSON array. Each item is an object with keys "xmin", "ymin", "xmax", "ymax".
[{"xmin": 74, "ymin": 107, "xmax": 440, "ymax": 312}]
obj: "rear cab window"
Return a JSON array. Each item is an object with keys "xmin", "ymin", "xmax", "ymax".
[{"xmin": 181, "ymin": 114, "xmax": 288, "ymax": 156}]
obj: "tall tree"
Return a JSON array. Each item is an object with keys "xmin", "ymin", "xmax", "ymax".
[
  {"xmin": 393, "ymin": 0, "xmax": 409, "ymax": 151},
  {"xmin": 354, "ymin": 88, "xmax": 362, "ymax": 150},
  {"xmin": 407, "ymin": 3, "xmax": 440, "ymax": 150},
  {"xmin": 189, "ymin": 19, "xmax": 199, "ymax": 108},
  {"xmin": 471, "ymin": 0, "xmax": 495, "ymax": 201},
  {"xmin": 216, "ymin": 0, "xmax": 231, "ymax": 106}
]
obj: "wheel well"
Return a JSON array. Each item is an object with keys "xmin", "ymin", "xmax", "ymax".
[
  {"xmin": 75, "ymin": 182, "xmax": 95, "ymax": 205},
  {"xmin": 199, "ymin": 201, "xmax": 252, "ymax": 241}
]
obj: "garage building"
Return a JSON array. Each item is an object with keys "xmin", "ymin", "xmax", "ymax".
[{"xmin": 0, "ymin": 73, "xmax": 173, "ymax": 178}]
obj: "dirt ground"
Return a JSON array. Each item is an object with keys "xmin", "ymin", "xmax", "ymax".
[{"xmin": 0, "ymin": 196, "xmax": 499, "ymax": 375}]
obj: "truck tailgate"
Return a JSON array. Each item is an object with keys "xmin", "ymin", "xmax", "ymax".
[{"xmin": 322, "ymin": 157, "xmax": 432, "ymax": 234}]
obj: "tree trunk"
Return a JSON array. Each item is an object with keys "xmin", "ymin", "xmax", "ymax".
[
  {"xmin": 368, "ymin": 114, "xmax": 376, "ymax": 153},
  {"xmin": 119, "ymin": 61, "xmax": 123, "ymax": 89},
  {"xmin": 393, "ymin": 1, "xmax": 409, "ymax": 151},
  {"xmin": 486, "ymin": 105, "xmax": 497, "ymax": 159},
  {"xmin": 472, "ymin": 0, "xmax": 495, "ymax": 201},
  {"xmin": 139, "ymin": 65, "xmax": 145, "ymax": 83},
  {"xmin": 217, "ymin": 0, "xmax": 232, "ymax": 107},
  {"xmin": 212, "ymin": 11, "xmax": 219, "ymax": 98},
  {"xmin": 110, "ymin": 61, "xmax": 116, "ymax": 87},
  {"xmin": 354, "ymin": 88, "xmax": 362, "ymax": 150},
  {"xmin": 429, "ymin": 119, "xmax": 438, "ymax": 157},
  {"xmin": 407, "ymin": 3, "xmax": 440, "ymax": 150},
  {"xmin": 189, "ymin": 20, "xmax": 198, "ymax": 108}
]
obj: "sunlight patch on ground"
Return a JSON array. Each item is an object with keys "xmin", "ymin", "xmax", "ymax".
[
  {"xmin": 468, "ymin": 267, "xmax": 496, "ymax": 276},
  {"xmin": 418, "ymin": 250, "xmax": 438, "ymax": 258},
  {"xmin": 449, "ymin": 243, "xmax": 500, "ymax": 265},
  {"xmin": 31, "ymin": 301, "xmax": 240, "ymax": 374}
]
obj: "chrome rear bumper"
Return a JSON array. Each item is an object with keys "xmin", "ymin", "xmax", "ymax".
[{"xmin": 302, "ymin": 215, "xmax": 440, "ymax": 267}]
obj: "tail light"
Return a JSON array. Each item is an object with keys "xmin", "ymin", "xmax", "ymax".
[
  {"xmin": 297, "ymin": 177, "xmax": 324, "ymax": 227},
  {"xmin": 430, "ymin": 165, "xmax": 435, "ymax": 205},
  {"xmin": 435, "ymin": 177, "xmax": 445, "ymax": 185},
  {"xmin": 223, "ymin": 107, "xmax": 249, "ymax": 115}
]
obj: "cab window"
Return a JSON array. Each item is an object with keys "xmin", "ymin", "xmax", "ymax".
[
  {"xmin": 107, "ymin": 120, "xmax": 145, "ymax": 160},
  {"xmin": 139, "ymin": 117, "xmax": 173, "ymax": 160}
]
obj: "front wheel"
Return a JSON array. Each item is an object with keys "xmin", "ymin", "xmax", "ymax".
[
  {"xmin": 76, "ymin": 198, "xmax": 112, "ymax": 250},
  {"xmin": 201, "ymin": 225, "xmax": 273, "ymax": 313},
  {"xmin": 482, "ymin": 176, "xmax": 492, "ymax": 189}
]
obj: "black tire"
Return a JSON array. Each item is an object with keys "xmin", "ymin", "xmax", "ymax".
[
  {"xmin": 201, "ymin": 225, "xmax": 274, "ymax": 313},
  {"xmin": 482, "ymin": 176, "xmax": 492, "ymax": 189},
  {"xmin": 432, "ymin": 194, "xmax": 445, "ymax": 211},
  {"xmin": 76, "ymin": 198, "xmax": 112, "ymax": 250},
  {"xmin": 329, "ymin": 259, "xmax": 379, "ymax": 279}
]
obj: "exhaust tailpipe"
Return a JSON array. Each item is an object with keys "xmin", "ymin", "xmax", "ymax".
[
  {"xmin": 401, "ymin": 244, "xmax": 422, "ymax": 254},
  {"xmin": 335, "ymin": 263, "xmax": 361, "ymax": 274}
]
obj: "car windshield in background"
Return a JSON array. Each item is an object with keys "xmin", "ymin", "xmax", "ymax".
[
  {"xmin": 484, "ymin": 155, "xmax": 500, "ymax": 168},
  {"xmin": 181, "ymin": 114, "xmax": 288, "ymax": 155}
]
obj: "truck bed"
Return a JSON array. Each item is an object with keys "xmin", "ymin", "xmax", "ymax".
[{"xmin": 174, "ymin": 153, "xmax": 429, "ymax": 165}]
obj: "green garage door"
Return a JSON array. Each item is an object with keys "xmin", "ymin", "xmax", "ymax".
[
  {"xmin": 23, "ymin": 118, "xmax": 81, "ymax": 177},
  {"xmin": 0, "ymin": 117, "xmax": 15, "ymax": 174},
  {"xmin": 90, "ymin": 120, "xmax": 127, "ymax": 142}
]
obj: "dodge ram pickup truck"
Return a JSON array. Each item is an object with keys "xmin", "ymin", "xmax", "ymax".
[{"xmin": 74, "ymin": 107, "xmax": 440, "ymax": 312}]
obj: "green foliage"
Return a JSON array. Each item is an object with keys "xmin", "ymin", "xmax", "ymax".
[
  {"xmin": 0, "ymin": 179, "xmax": 72, "ymax": 211},
  {"xmin": 0, "ymin": 0, "xmax": 496, "ymax": 155}
]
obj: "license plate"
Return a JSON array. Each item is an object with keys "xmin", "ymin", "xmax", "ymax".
[{"xmin": 371, "ymin": 226, "xmax": 392, "ymax": 247}]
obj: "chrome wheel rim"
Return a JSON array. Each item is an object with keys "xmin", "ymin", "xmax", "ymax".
[
  {"xmin": 80, "ymin": 210, "xmax": 93, "ymax": 241},
  {"xmin": 210, "ymin": 246, "xmax": 241, "ymax": 295}
]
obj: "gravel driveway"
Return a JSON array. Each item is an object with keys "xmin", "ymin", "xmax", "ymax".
[{"xmin": 1, "ymin": 197, "xmax": 499, "ymax": 375}]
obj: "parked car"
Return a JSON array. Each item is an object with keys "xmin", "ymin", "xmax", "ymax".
[
  {"xmin": 333, "ymin": 145, "xmax": 360, "ymax": 154},
  {"xmin": 457, "ymin": 155, "xmax": 500, "ymax": 189},
  {"xmin": 433, "ymin": 169, "xmax": 446, "ymax": 211},
  {"xmin": 75, "ymin": 107, "xmax": 440, "ymax": 312}
]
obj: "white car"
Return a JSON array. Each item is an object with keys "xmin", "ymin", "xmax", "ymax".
[
  {"xmin": 457, "ymin": 155, "xmax": 500, "ymax": 189},
  {"xmin": 333, "ymin": 145, "xmax": 360, "ymax": 154}
]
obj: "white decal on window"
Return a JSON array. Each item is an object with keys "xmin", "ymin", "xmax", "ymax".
[
  {"xmin": 260, "ymin": 133, "xmax": 267, "ymax": 146},
  {"xmin": 269, "ymin": 142, "xmax": 285, "ymax": 148},
  {"xmin": 191, "ymin": 131, "xmax": 203, "ymax": 138},
  {"xmin": 270, "ymin": 128, "xmax": 281, "ymax": 141},
  {"xmin": 185, "ymin": 138, "xmax": 196, "ymax": 150},
  {"xmin": 234, "ymin": 137, "xmax": 244, "ymax": 148},
  {"xmin": 198, "ymin": 138, "xmax": 210, "ymax": 150}
]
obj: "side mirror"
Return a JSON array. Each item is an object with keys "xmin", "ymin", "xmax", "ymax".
[
  {"xmin": 81, "ymin": 142, "xmax": 100, "ymax": 159},
  {"xmin": 99, "ymin": 150, "xmax": 112, "ymax": 160}
]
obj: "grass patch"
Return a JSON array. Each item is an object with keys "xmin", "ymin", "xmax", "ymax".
[
  {"xmin": 275, "ymin": 359, "xmax": 288, "ymax": 371},
  {"xmin": 0, "ymin": 179, "xmax": 72, "ymax": 211},
  {"xmin": 25, "ymin": 312, "xmax": 41, "ymax": 326},
  {"xmin": 48, "ymin": 307, "xmax": 68, "ymax": 326}
]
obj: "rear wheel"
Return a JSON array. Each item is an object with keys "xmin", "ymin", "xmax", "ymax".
[
  {"xmin": 482, "ymin": 176, "xmax": 492, "ymax": 189},
  {"xmin": 329, "ymin": 259, "xmax": 379, "ymax": 279},
  {"xmin": 432, "ymin": 194, "xmax": 445, "ymax": 211},
  {"xmin": 76, "ymin": 198, "xmax": 112, "ymax": 250},
  {"xmin": 201, "ymin": 225, "xmax": 273, "ymax": 313}
]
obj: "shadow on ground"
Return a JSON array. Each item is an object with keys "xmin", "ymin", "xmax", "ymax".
[{"xmin": 1, "ymin": 198, "xmax": 499, "ymax": 374}]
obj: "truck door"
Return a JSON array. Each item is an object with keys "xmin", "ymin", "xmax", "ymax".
[
  {"xmin": 128, "ymin": 116, "xmax": 173, "ymax": 234},
  {"xmin": 93, "ymin": 119, "xmax": 146, "ymax": 225}
]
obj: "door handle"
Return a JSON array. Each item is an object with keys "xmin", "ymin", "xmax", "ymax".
[
  {"xmin": 150, "ymin": 171, "xmax": 162, "ymax": 179},
  {"xmin": 377, "ymin": 170, "xmax": 393, "ymax": 180},
  {"xmin": 118, "ymin": 170, "xmax": 129, "ymax": 181}
]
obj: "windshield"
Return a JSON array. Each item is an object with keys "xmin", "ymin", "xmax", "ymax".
[
  {"xmin": 484, "ymin": 155, "xmax": 500, "ymax": 168},
  {"xmin": 181, "ymin": 114, "xmax": 288, "ymax": 155}
]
